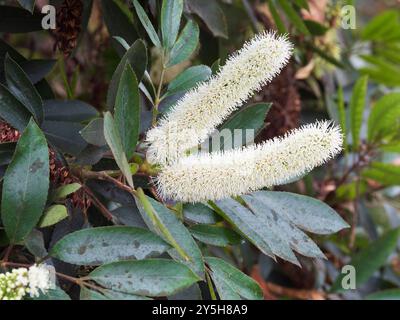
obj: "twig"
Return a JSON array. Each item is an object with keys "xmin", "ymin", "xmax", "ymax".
[{"xmin": 81, "ymin": 185, "xmax": 114, "ymax": 221}]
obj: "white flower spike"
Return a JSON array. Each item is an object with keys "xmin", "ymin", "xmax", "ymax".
[
  {"xmin": 146, "ymin": 31, "xmax": 293, "ymax": 165},
  {"xmin": 155, "ymin": 121, "xmax": 343, "ymax": 203}
]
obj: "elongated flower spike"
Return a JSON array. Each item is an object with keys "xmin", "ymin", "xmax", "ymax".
[
  {"xmin": 155, "ymin": 121, "xmax": 343, "ymax": 203},
  {"xmin": 146, "ymin": 31, "xmax": 293, "ymax": 165}
]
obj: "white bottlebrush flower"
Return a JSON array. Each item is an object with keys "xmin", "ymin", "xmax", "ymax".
[
  {"xmin": 155, "ymin": 121, "xmax": 342, "ymax": 202},
  {"xmin": 28, "ymin": 264, "xmax": 54, "ymax": 298},
  {"xmin": 0, "ymin": 268, "xmax": 29, "ymax": 300},
  {"xmin": 146, "ymin": 31, "xmax": 293, "ymax": 165}
]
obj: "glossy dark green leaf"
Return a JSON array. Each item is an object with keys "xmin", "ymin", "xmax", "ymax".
[
  {"xmin": 20, "ymin": 59, "xmax": 56, "ymax": 84},
  {"xmin": 332, "ymin": 227, "xmax": 400, "ymax": 292},
  {"xmin": 79, "ymin": 118, "xmax": 106, "ymax": 146},
  {"xmin": 5, "ymin": 54, "xmax": 44, "ymax": 123},
  {"xmin": 206, "ymin": 257, "xmax": 263, "ymax": 300},
  {"xmin": 167, "ymin": 19, "xmax": 199, "ymax": 67},
  {"xmin": 186, "ymin": 0, "xmax": 228, "ymax": 38},
  {"xmin": 41, "ymin": 120, "xmax": 87, "ymax": 156},
  {"xmin": 51, "ymin": 226, "xmax": 170, "ymax": 265},
  {"xmin": 110, "ymin": 206, "xmax": 147, "ymax": 229},
  {"xmin": 183, "ymin": 203, "xmax": 221, "ymax": 224},
  {"xmin": 136, "ymin": 191, "xmax": 205, "ymax": 277},
  {"xmin": 166, "ymin": 65, "xmax": 211, "ymax": 96},
  {"xmin": 0, "ymin": 6, "xmax": 43, "ymax": 33},
  {"xmin": 103, "ymin": 112, "xmax": 134, "ymax": 187},
  {"xmin": 25, "ymin": 229, "xmax": 47, "ymax": 258},
  {"xmin": 101, "ymin": 0, "xmax": 137, "ymax": 48},
  {"xmin": 43, "ymin": 100, "xmax": 98, "ymax": 122},
  {"xmin": 1, "ymin": 119, "xmax": 49, "ymax": 243},
  {"xmin": 161, "ymin": 0, "xmax": 183, "ymax": 49},
  {"xmin": 190, "ymin": 225, "xmax": 241, "ymax": 247},
  {"xmin": 89, "ymin": 259, "xmax": 200, "ymax": 297},
  {"xmin": 115, "ymin": 63, "xmax": 140, "ymax": 159},
  {"xmin": 107, "ymin": 40, "xmax": 147, "ymax": 109},
  {"xmin": 217, "ymin": 103, "xmax": 271, "ymax": 149},
  {"xmin": 0, "ymin": 142, "xmax": 16, "ymax": 166},
  {"xmin": 0, "ymin": 84, "xmax": 31, "ymax": 131},
  {"xmin": 132, "ymin": 0, "xmax": 161, "ymax": 48}
]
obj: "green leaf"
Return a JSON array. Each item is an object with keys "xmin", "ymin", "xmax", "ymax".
[
  {"xmin": 25, "ymin": 229, "xmax": 47, "ymax": 258},
  {"xmin": 38, "ymin": 205, "xmax": 68, "ymax": 228},
  {"xmin": 17, "ymin": 0, "xmax": 36, "ymax": 13},
  {"xmin": 115, "ymin": 63, "xmax": 140, "ymax": 159},
  {"xmin": 367, "ymin": 93, "xmax": 400, "ymax": 142},
  {"xmin": 89, "ymin": 259, "xmax": 200, "ymax": 297},
  {"xmin": 166, "ymin": 65, "xmax": 211, "ymax": 96},
  {"xmin": 20, "ymin": 59, "xmax": 56, "ymax": 84},
  {"xmin": 107, "ymin": 39, "xmax": 147, "ymax": 109},
  {"xmin": 5, "ymin": 54, "xmax": 44, "ymax": 124},
  {"xmin": 349, "ymin": 76, "xmax": 368, "ymax": 150},
  {"xmin": 167, "ymin": 19, "xmax": 199, "ymax": 67},
  {"xmin": 161, "ymin": 0, "xmax": 184, "ymax": 49},
  {"xmin": 183, "ymin": 203, "xmax": 221, "ymax": 224},
  {"xmin": 366, "ymin": 289, "xmax": 400, "ymax": 300},
  {"xmin": 103, "ymin": 112, "xmax": 134, "ymax": 188},
  {"xmin": 50, "ymin": 226, "xmax": 170, "ymax": 265},
  {"xmin": 277, "ymin": 0, "xmax": 310, "ymax": 35},
  {"xmin": 136, "ymin": 189, "xmax": 205, "ymax": 278},
  {"xmin": 43, "ymin": 100, "xmax": 98, "ymax": 122},
  {"xmin": 1, "ymin": 119, "xmax": 49, "ymax": 243},
  {"xmin": 267, "ymin": 0, "xmax": 287, "ymax": 34},
  {"xmin": 212, "ymin": 191, "xmax": 348, "ymax": 266},
  {"xmin": 0, "ymin": 83, "xmax": 31, "ymax": 131},
  {"xmin": 360, "ymin": 55, "xmax": 400, "ymax": 87},
  {"xmin": 217, "ymin": 103, "xmax": 271, "ymax": 149},
  {"xmin": 206, "ymin": 257, "xmax": 263, "ymax": 300},
  {"xmin": 132, "ymin": 0, "xmax": 161, "ymax": 48},
  {"xmin": 331, "ymin": 227, "xmax": 400, "ymax": 292},
  {"xmin": 190, "ymin": 225, "xmax": 241, "ymax": 247},
  {"xmin": 33, "ymin": 287, "xmax": 71, "ymax": 300},
  {"xmin": 304, "ymin": 20, "xmax": 328, "ymax": 36},
  {"xmin": 337, "ymin": 85, "xmax": 347, "ymax": 152},
  {"xmin": 80, "ymin": 287, "xmax": 150, "ymax": 300},
  {"xmin": 0, "ymin": 6, "xmax": 43, "ymax": 33},
  {"xmin": 101, "ymin": 0, "xmax": 137, "ymax": 49},
  {"xmin": 361, "ymin": 10, "xmax": 400, "ymax": 41},
  {"xmin": 186, "ymin": 0, "xmax": 228, "ymax": 38},
  {"xmin": 80, "ymin": 118, "xmax": 106, "ymax": 147},
  {"xmin": 0, "ymin": 142, "xmax": 16, "ymax": 166},
  {"xmin": 362, "ymin": 162, "xmax": 400, "ymax": 187},
  {"xmin": 41, "ymin": 120, "xmax": 87, "ymax": 156}
]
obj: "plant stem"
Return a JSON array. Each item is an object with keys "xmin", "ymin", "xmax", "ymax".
[{"xmin": 152, "ymin": 53, "xmax": 167, "ymax": 126}]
